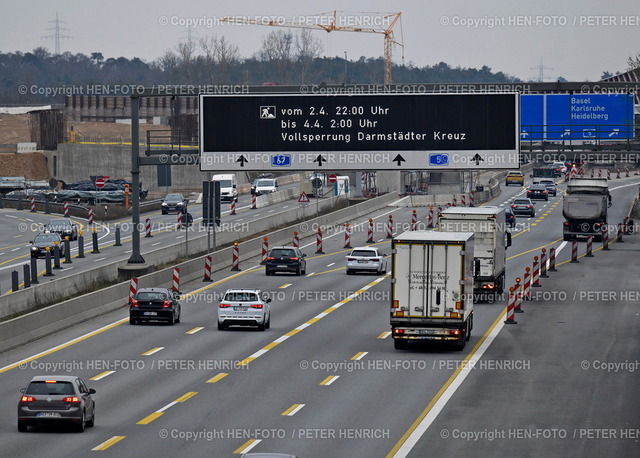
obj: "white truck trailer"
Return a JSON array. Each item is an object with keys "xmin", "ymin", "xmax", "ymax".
[
  {"xmin": 390, "ymin": 231, "xmax": 475, "ymax": 351},
  {"xmin": 438, "ymin": 206, "xmax": 511, "ymax": 300}
]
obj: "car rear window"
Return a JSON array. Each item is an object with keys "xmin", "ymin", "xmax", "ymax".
[
  {"xmin": 351, "ymin": 250, "xmax": 377, "ymax": 257},
  {"xmin": 136, "ymin": 291, "xmax": 169, "ymax": 301},
  {"xmin": 270, "ymin": 249, "xmax": 295, "ymax": 257},
  {"xmin": 27, "ymin": 381, "xmax": 75, "ymax": 395},
  {"xmin": 514, "ymin": 199, "xmax": 530, "ymax": 204},
  {"xmin": 224, "ymin": 292, "xmax": 258, "ymax": 302}
]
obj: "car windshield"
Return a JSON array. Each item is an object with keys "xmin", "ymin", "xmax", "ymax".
[
  {"xmin": 34, "ymin": 234, "xmax": 59, "ymax": 243},
  {"xmin": 351, "ymin": 250, "xmax": 377, "ymax": 257},
  {"xmin": 136, "ymin": 291, "xmax": 169, "ymax": 301},
  {"xmin": 224, "ymin": 292, "xmax": 259, "ymax": 302},
  {"xmin": 26, "ymin": 381, "xmax": 75, "ymax": 395},
  {"xmin": 513, "ymin": 199, "xmax": 530, "ymax": 205},
  {"xmin": 47, "ymin": 220, "xmax": 69, "ymax": 228},
  {"xmin": 270, "ymin": 249, "xmax": 295, "ymax": 257},
  {"xmin": 217, "ymin": 180, "xmax": 232, "ymax": 187},
  {"xmin": 256, "ymin": 179, "xmax": 274, "ymax": 187},
  {"xmin": 164, "ymin": 194, "xmax": 182, "ymax": 202}
]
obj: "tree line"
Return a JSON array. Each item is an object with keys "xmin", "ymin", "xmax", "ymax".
[{"xmin": 2, "ymin": 29, "xmax": 530, "ymax": 104}]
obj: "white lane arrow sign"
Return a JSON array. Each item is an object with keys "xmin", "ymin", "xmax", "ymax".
[
  {"xmin": 561, "ymin": 129, "xmax": 571, "ymax": 137},
  {"xmin": 520, "ymin": 130, "xmax": 529, "ymax": 138},
  {"xmin": 608, "ymin": 129, "xmax": 620, "ymax": 137}
]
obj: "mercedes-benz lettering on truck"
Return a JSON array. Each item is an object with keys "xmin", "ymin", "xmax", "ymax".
[
  {"xmin": 438, "ymin": 207, "xmax": 511, "ymax": 299},
  {"xmin": 562, "ymin": 178, "xmax": 611, "ymax": 241},
  {"xmin": 211, "ymin": 174, "xmax": 238, "ymax": 202},
  {"xmin": 390, "ymin": 231, "xmax": 475, "ymax": 351}
]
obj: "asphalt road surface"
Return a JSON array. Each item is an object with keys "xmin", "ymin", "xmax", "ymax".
[{"xmin": 0, "ymin": 173, "xmax": 638, "ymax": 457}]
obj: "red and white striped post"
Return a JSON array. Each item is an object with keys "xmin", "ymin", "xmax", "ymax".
[
  {"xmin": 411, "ymin": 210, "xmax": 417, "ymax": 230},
  {"xmin": 63, "ymin": 202, "xmax": 70, "ymax": 217},
  {"xmin": 585, "ymin": 236, "xmax": 593, "ymax": 257},
  {"xmin": 203, "ymin": 255, "xmax": 212, "ymax": 282},
  {"xmin": 590, "ymin": 168, "xmax": 595, "ymax": 178},
  {"xmin": 293, "ymin": 231, "xmax": 299, "ymax": 248},
  {"xmin": 145, "ymin": 218, "xmax": 153, "ymax": 237},
  {"xmin": 616, "ymin": 168, "xmax": 621, "ymax": 179},
  {"xmin": 231, "ymin": 242, "xmax": 240, "ymax": 271},
  {"xmin": 88, "ymin": 208, "xmax": 94, "ymax": 226},
  {"xmin": 452, "ymin": 195, "xmax": 457, "ymax": 206},
  {"xmin": 129, "ymin": 277, "xmax": 138, "ymax": 304},
  {"xmin": 514, "ymin": 279, "xmax": 524, "ymax": 313},
  {"xmin": 504, "ymin": 287, "xmax": 518, "ymax": 324},
  {"xmin": 230, "ymin": 197, "xmax": 237, "ymax": 215},
  {"xmin": 461, "ymin": 194, "xmax": 466, "ymax": 207},
  {"xmin": 570, "ymin": 240, "xmax": 579, "ymax": 262},
  {"xmin": 469, "ymin": 191, "xmax": 475, "ymax": 207},
  {"xmin": 367, "ymin": 218, "xmax": 374, "ymax": 243},
  {"xmin": 626, "ymin": 167, "xmax": 630, "ymax": 178},
  {"xmin": 177, "ymin": 212, "xmax": 183, "ymax": 229},
  {"xmin": 532, "ymin": 256, "xmax": 541, "ymax": 287},
  {"xmin": 598, "ymin": 169, "xmax": 602, "ymax": 178},
  {"xmin": 251, "ymin": 194, "xmax": 257, "ymax": 209},
  {"xmin": 548, "ymin": 247, "xmax": 557, "ymax": 271},
  {"xmin": 437, "ymin": 206, "xmax": 443, "ymax": 225},
  {"xmin": 616, "ymin": 223, "xmax": 624, "ymax": 243},
  {"xmin": 427, "ymin": 207, "xmax": 434, "ymax": 228},
  {"xmin": 343, "ymin": 223, "xmax": 352, "ymax": 248},
  {"xmin": 315, "ymin": 228, "xmax": 324, "ymax": 254},
  {"xmin": 172, "ymin": 267, "xmax": 180, "ymax": 294},
  {"xmin": 30, "ymin": 197, "xmax": 36, "ymax": 212},
  {"xmin": 523, "ymin": 267, "xmax": 531, "ymax": 300},
  {"xmin": 386, "ymin": 215, "xmax": 393, "ymax": 239},
  {"xmin": 602, "ymin": 226, "xmax": 610, "ymax": 251},
  {"xmin": 261, "ymin": 237, "xmax": 269, "ymax": 264},
  {"xmin": 540, "ymin": 248, "xmax": 548, "ymax": 278},
  {"xmin": 607, "ymin": 169, "xmax": 611, "ymax": 180}
]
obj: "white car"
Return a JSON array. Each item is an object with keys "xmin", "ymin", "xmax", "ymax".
[
  {"xmin": 551, "ymin": 162, "xmax": 567, "ymax": 174},
  {"xmin": 346, "ymin": 246, "xmax": 388, "ymax": 275},
  {"xmin": 252, "ymin": 178, "xmax": 278, "ymax": 195},
  {"xmin": 218, "ymin": 289, "xmax": 271, "ymax": 331}
]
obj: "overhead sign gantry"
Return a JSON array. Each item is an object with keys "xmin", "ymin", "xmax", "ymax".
[{"xmin": 199, "ymin": 93, "xmax": 520, "ymax": 171}]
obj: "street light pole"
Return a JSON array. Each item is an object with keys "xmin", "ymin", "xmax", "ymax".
[{"xmin": 127, "ymin": 96, "xmax": 145, "ymax": 264}]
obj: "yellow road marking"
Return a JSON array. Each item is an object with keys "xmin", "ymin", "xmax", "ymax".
[
  {"xmin": 351, "ymin": 351, "xmax": 367, "ymax": 361},
  {"xmin": 175, "ymin": 391, "xmax": 197, "ymax": 403},
  {"xmin": 377, "ymin": 331, "xmax": 392, "ymax": 339},
  {"xmin": 281, "ymin": 403, "xmax": 305, "ymax": 416},
  {"xmin": 141, "ymin": 347, "xmax": 164, "ymax": 356},
  {"xmin": 92, "ymin": 435, "xmax": 126, "ymax": 451},
  {"xmin": 137, "ymin": 412, "xmax": 163, "ymax": 425},
  {"xmin": 234, "ymin": 439, "xmax": 261, "ymax": 454},
  {"xmin": 206, "ymin": 373, "xmax": 229, "ymax": 384},
  {"xmin": 186, "ymin": 327, "xmax": 204, "ymax": 335},
  {"xmin": 320, "ymin": 375, "xmax": 340, "ymax": 386}
]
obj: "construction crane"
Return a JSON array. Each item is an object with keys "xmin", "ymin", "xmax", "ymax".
[{"xmin": 221, "ymin": 11, "xmax": 404, "ymax": 84}]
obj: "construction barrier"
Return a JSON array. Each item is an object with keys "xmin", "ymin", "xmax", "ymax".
[
  {"xmin": 129, "ymin": 277, "xmax": 138, "ymax": 304},
  {"xmin": 172, "ymin": 267, "xmax": 180, "ymax": 293},
  {"xmin": 585, "ymin": 236, "xmax": 593, "ymax": 257},
  {"xmin": 316, "ymin": 228, "xmax": 324, "ymax": 254},
  {"xmin": 230, "ymin": 197, "xmax": 237, "ymax": 215},
  {"xmin": 616, "ymin": 223, "xmax": 624, "ymax": 243},
  {"xmin": 64, "ymin": 202, "xmax": 69, "ymax": 217},
  {"xmin": 386, "ymin": 215, "xmax": 393, "ymax": 239},
  {"xmin": 251, "ymin": 194, "xmax": 257, "ymax": 210},
  {"xmin": 293, "ymin": 231, "xmax": 299, "ymax": 248},
  {"xmin": 514, "ymin": 279, "xmax": 523, "ymax": 313},
  {"xmin": 411, "ymin": 210, "xmax": 417, "ymax": 231},
  {"xmin": 344, "ymin": 223, "xmax": 352, "ymax": 248},
  {"xmin": 367, "ymin": 218, "xmax": 374, "ymax": 243},
  {"xmin": 177, "ymin": 212, "xmax": 183, "ymax": 229},
  {"xmin": 549, "ymin": 247, "xmax": 557, "ymax": 271},
  {"xmin": 540, "ymin": 248, "xmax": 548, "ymax": 278},
  {"xmin": 504, "ymin": 287, "xmax": 517, "ymax": 324},
  {"xmin": 261, "ymin": 237, "xmax": 269, "ymax": 264},
  {"xmin": 77, "ymin": 233, "xmax": 85, "ymax": 258},
  {"xmin": 53, "ymin": 244, "xmax": 62, "ymax": 270},
  {"xmin": 30, "ymin": 197, "xmax": 36, "ymax": 213},
  {"xmin": 532, "ymin": 256, "xmax": 541, "ymax": 287},
  {"xmin": 427, "ymin": 207, "xmax": 434, "ymax": 228},
  {"xmin": 231, "ymin": 243, "xmax": 240, "ymax": 271},
  {"xmin": 603, "ymin": 226, "xmax": 610, "ymax": 251},
  {"xmin": 571, "ymin": 241, "xmax": 579, "ymax": 262},
  {"xmin": 203, "ymin": 255, "xmax": 212, "ymax": 282},
  {"xmin": 469, "ymin": 192, "xmax": 475, "ymax": 207},
  {"xmin": 523, "ymin": 267, "xmax": 531, "ymax": 300},
  {"xmin": 145, "ymin": 218, "xmax": 153, "ymax": 237},
  {"xmin": 88, "ymin": 208, "xmax": 94, "ymax": 225}
]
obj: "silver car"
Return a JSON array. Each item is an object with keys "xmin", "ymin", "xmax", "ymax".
[
  {"xmin": 218, "ymin": 289, "xmax": 271, "ymax": 331},
  {"xmin": 346, "ymin": 247, "xmax": 388, "ymax": 275},
  {"xmin": 17, "ymin": 375, "xmax": 96, "ymax": 432}
]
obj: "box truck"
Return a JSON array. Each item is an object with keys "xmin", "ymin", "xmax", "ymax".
[
  {"xmin": 211, "ymin": 174, "xmax": 238, "ymax": 202},
  {"xmin": 438, "ymin": 206, "xmax": 511, "ymax": 300},
  {"xmin": 390, "ymin": 231, "xmax": 475, "ymax": 351}
]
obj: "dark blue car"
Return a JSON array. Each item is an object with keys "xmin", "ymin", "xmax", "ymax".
[{"xmin": 505, "ymin": 208, "xmax": 516, "ymax": 227}]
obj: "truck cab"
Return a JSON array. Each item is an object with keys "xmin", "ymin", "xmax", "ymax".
[{"xmin": 211, "ymin": 174, "xmax": 238, "ymax": 202}]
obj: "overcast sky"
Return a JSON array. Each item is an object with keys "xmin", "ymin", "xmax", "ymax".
[{"xmin": 1, "ymin": 0, "xmax": 638, "ymax": 81}]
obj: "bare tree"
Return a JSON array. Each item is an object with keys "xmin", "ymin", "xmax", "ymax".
[
  {"xmin": 627, "ymin": 53, "xmax": 640, "ymax": 71},
  {"xmin": 175, "ymin": 41, "xmax": 197, "ymax": 83},
  {"xmin": 259, "ymin": 30, "xmax": 294, "ymax": 84},
  {"xmin": 295, "ymin": 29, "xmax": 323, "ymax": 84}
]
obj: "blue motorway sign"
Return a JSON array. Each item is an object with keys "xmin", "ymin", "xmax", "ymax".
[
  {"xmin": 271, "ymin": 154, "xmax": 292, "ymax": 167},
  {"xmin": 429, "ymin": 153, "xmax": 449, "ymax": 166},
  {"xmin": 520, "ymin": 94, "xmax": 635, "ymax": 141}
]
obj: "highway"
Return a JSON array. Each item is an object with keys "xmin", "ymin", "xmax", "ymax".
[
  {"xmin": 0, "ymin": 173, "xmax": 638, "ymax": 457},
  {"xmin": 0, "ymin": 190, "xmax": 309, "ymax": 295}
]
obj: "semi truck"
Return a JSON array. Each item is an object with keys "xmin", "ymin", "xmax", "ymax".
[
  {"xmin": 438, "ymin": 207, "xmax": 511, "ymax": 300},
  {"xmin": 562, "ymin": 178, "xmax": 611, "ymax": 241},
  {"xmin": 390, "ymin": 231, "xmax": 475, "ymax": 351}
]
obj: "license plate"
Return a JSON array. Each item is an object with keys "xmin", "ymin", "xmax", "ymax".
[
  {"xmin": 234, "ymin": 306, "xmax": 247, "ymax": 311},
  {"xmin": 143, "ymin": 311, "xmax": 157, "ymax": 316},
  {"xmin": 417, "ymin": 329, "xmax": 437, "ymax": 335},
  {"xmin": 358, "ymin": 260, "xmax": 368, "ymax": 263},
  {"xmin": 37, "ymin": 412, "xmax": 61, "ymax": 418},
  {"xmin": 277, "ymin": 265, "xmax": 287, "ymax": 268}
]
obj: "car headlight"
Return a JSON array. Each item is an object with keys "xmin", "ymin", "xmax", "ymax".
[
  {"xmin": 31, "ymin": 246, "xmax": 38, "ymax": 251},
  {"xmin": 162, "ymin": 202, "xmax": 168, "ymax": 206}
]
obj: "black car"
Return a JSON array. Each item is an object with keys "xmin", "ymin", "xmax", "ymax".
[
  {"xmin": 129, "ymin": 288, "xmax": 181, "ymax": 325},
  {"xmin": 161, "ymin": 193, "xmax": 187, "ymax": 214},
  {"xmin": 265, "ymin": 246, "xmax": 307, "ymax": 276},
  {"xmin": 511, "ymin": 198, "xmax": 536, "ymax": 217},
  {"xmin": 526, "ymin": 184, "xmax": 549, "ymax": 201},
  {"xmin": 30, "ymin": 233, "xmax": 65, "ymax": 258},
  {"xmin": 17, "ymin": 375, "xmax": 96, "ymax": 432},
  {"xmin": 45, "ymin": 218, "xmax": 79, "ymax": 241}
]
